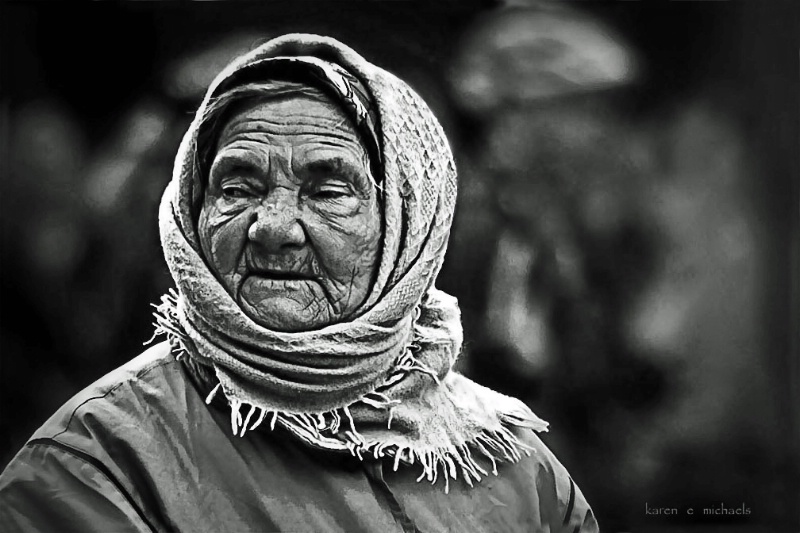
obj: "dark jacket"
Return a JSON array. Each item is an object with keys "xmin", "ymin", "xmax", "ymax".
[{"xmin": 0, "ymin": 342, "xmax": 597, "ymax": 532}]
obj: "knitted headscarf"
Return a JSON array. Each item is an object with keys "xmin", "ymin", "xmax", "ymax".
[{"xmin": 154, "ymin": 33, "xmax": 547, "ymax": 490}]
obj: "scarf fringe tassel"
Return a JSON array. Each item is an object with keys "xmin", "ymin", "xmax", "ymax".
[
  {"xmin": 205, "ymin": 382, "xmax": 535, "ymax": 494},
  {"xmin": 149, "ymin": 290, "xmax": 538, "ymax": 492}
]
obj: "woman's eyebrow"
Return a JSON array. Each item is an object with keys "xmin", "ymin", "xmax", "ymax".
[
  {"xmin": 305, "ymin": 156, "xmax": 348, "ymax": 173},
  {"xmin": 215, "ymin": 150, "xmax": 258, "ymax": 167},
  {"xmin": 210, "ymin": 151, "xmax": 263, "ymax": 178}
]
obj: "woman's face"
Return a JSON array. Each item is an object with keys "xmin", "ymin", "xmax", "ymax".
[{"xmin": 198, "ymin": 93, "xmax": 382, "ymax": 332}]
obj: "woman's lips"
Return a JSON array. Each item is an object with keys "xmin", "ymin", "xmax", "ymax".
[
  {"xmin": 249, "ymin": 269, "xmax": 316, "ymax": 281},
  {"xmin": 242, "ymin": 271, "xmax": 320, "ymax": 293},
  {"xmin": 239, "ymin": 273, "xmax": 320, "ymax": 303},
  {"xmin": 244, "ymin": 251, "xmax": 316, "ymax": 281}
]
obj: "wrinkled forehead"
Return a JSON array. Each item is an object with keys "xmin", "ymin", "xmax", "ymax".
[
  {"xmin": 211, "ymin": 85, "xmax": 365, "ymax": 151},
  {"xmin": 212, "ymin": 94, "xmax": 372, "ymax": 172},
  {"xmin": 197, "ymin": 86, "xmax": 380, "ymax": 190}
]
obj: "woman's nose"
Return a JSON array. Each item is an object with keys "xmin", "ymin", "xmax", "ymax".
[{"xmin": 247, "ymin": 195, "xmax": 306, "ymax": 252}]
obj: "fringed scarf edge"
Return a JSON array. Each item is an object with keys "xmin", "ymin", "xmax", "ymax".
[{"xmin": 146, "ymin": 289, "xmax": 548, "ymax": 493}]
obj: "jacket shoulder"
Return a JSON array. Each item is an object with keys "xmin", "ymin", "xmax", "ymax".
[
  {"xmin": 513, "ymin": 429, "xmax": 600, "ymax": 533},
  {"xmin": 0, "ymin": 441, "xmax": 155, "ymax": 532},
  {"xmin": 29, "ymin": 341, "xmax": 180, "ymax": 442},
  {"xmin": 0, "ymin": 342, "xmax": 181, "ymax": 532}
]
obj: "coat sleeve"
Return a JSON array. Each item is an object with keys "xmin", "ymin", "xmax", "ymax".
[
  {"xmin": 0, "ymin": 441, "xmax": 153, "ymax": 533},
  {"xmin": 522, "ymin": 431, "xmax": 599, "ymax": 533},
  {"xmin": 557, "ymin": 475, "xmax": 599, "ymax": 533}
]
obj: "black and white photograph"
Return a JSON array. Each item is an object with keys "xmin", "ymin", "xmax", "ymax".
[{"xmin": 0, "ymin": 1, "xmax": 798, "ymax": 532}]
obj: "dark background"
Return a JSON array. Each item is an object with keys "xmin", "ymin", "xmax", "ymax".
[{"xmin": 1, "ymin": 1, "xmax": 798, "ymax": 531}]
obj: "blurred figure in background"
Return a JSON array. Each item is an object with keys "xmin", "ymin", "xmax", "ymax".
[
  {"xmin": 623, "ymin": 92, "xmax": 791, "ymax": 527},
  {"xmin": 444, "ymin": 4, "xmax": 665, "ymax": 525}
]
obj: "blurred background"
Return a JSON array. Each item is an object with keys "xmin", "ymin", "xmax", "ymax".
[{"xmin": 1, "ymin": 1, "xmax": 798, "ymax": 531}]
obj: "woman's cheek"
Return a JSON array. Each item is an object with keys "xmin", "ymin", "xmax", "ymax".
[
  {"xmin": 307, "ymin": 198, "xmax": 378, "ymax": 236},
  {"xmin": 203, "ymin": 204, "xmax": 252, "ymax": 276},
  {"xmin": 311, "ymin": 220, "xmax": 380, "ymax": 276}
]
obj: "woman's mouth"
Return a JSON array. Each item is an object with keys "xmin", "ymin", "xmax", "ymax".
[{"xmin": 249, "ymin": 269, "xmax": 316, "ymax": 282}]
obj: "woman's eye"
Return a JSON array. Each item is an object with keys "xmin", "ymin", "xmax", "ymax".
[
  {"xmin": 221, "ymin": 184, "xmax": 252, "ymax": 198},
  {"xmin": 312, "ymin": 187, "xmax": 351, "ymax": 200}
]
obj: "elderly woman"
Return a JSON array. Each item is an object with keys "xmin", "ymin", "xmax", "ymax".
[{"xmin": 0, "ymin": 34, "xmax": 597, "ymax": 532}]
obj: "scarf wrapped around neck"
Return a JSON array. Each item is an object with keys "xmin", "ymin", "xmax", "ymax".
[{"xmin": 154, "ymin": 33, "xmax": 548, "ymax": 491}]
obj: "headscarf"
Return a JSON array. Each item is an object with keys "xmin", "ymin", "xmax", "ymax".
[{"xmin": 154, "ymin": 33, "xmax": 547, "ymax": 491}]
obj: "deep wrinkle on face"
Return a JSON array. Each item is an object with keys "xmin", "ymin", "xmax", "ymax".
[{"xmin": 197, "ymin": 92, "xmax": 382, "ymax": 332}]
